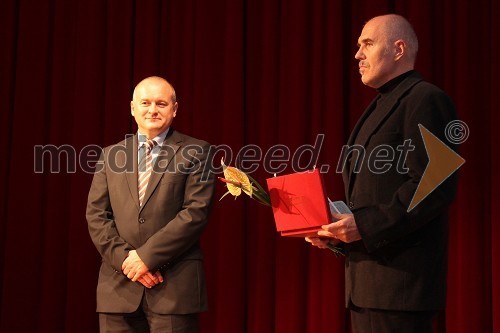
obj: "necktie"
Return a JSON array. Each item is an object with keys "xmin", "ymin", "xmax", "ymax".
[{"xmin": 138, "ymin": 139, "xmax": 157, "ymax": 206}]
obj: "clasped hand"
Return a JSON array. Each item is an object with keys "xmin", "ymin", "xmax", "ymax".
[
  {"xmin": 305, "ymin": 213, "xmax": 361, "ymax": 249},
  {"xmin": 122, "ymin": 250, "xmax": 164, "ymax": 288}
]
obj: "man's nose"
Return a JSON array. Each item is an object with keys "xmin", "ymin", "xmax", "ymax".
[
  {"xmin": 148, "ymin": 104, "xmax": 158, "ymax": 113},
  {"xmin": 354, "ymin": 48, "xmax": 364, "ymax": 60}
]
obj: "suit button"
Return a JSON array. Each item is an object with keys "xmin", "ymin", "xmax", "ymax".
[
  {"xmin": 139, "ymin": 218, "xmax": 145, "ymax": 224},
  {"xmin": 349, "ymin": 201, "xmax": 354, "ymax": 209}
]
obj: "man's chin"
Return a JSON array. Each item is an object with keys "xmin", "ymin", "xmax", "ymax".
[
  {"xmin": 144, "ymin": 123, "xmax": 165, "ymax": 129},
  {"xmin": 144, "ymin": 124, "xmax": 169, "ymax": 133},
  {"xmin": 361, "ymin": 76, "xmax": 377, "ymax": 88},
  {"xmin": 361, "ymin": 77, "xmax": 370, "ymax": 86}
]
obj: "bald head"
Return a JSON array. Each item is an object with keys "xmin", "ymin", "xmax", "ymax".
[
  {"xmin": 367, "ymin": 14, "xmax": 419, "ymax": 64},
  {"xmin": 133, "ymin": 76, "xmax": 177, "ymax": 104}
]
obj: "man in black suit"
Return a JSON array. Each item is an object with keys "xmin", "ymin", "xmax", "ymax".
[{"xmin": 306, "ymin": 14, "xmax": 458, "ymax": 333}]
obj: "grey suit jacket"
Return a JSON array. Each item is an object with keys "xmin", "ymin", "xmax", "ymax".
[
  {"xmin": 86, "ymin": 129, "xmax": 215, "ymax": 314},
  {"xmin": 342, "ymin": 72, "xmax": 458, "ymax": 311}
]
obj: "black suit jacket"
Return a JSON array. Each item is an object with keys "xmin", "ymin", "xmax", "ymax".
[
  {"xmin": 343, "ymin": 72, "xmax": 458, "ymax": 311},
  {"xmin": 86, "ymin": 129, "xmax": 215, "ymax": 314}
]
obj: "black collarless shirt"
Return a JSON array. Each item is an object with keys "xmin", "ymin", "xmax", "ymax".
[{"xmin": 354, "ymin": 70, "xmax": 415, "ymax": 146}]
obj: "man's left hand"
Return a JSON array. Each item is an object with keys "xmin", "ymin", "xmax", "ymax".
[
  {"xmin": 122, "ymin": 250, "xmax": 149, "ymax": 282},
  {"xmin": 317, "ymin": 213, "xmax": 362, "ymax": 243}
]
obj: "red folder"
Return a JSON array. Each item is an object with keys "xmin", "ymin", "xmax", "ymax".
[{"xmin": 266, "ymin": 169, "xmax": 330, "ymax": 237}]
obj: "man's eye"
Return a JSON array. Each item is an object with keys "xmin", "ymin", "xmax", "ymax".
[{"xmin": 140, "ymin": 102, "xmax": 149, "ymax": 106}]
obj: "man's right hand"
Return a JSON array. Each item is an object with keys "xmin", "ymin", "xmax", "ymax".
[
  {"xmin": 137, "ymin": 271, "xmax": 164, "ymax": 289},
  {"xmin": 305, "ymin": 236, "xmax": 338, "ymax": 249}
]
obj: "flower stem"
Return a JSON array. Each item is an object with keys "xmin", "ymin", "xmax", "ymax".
[{"xmin": 326, "ymin": 242, "xmax": 345, "ymax": 257}]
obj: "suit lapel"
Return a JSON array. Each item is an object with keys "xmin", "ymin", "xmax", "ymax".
[
  {"xmin": 124, "ymin": 135, "xmax": 140, "ymax": 210},
  {"xmin": 140, "ymin": 129, "xmax": 182, "ymax": 211},
  {"xmin": 346, "ymin": 97, "xmax": 379, "ymax": 148},
  {"xmin": 343, "ymin": 96, "xmax": 379, "ymax": 191}
]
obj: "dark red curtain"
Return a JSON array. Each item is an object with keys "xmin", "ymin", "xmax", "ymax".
[{"xmin": 0, "ymin": 0, "xmax": 497, "ymax": 332}]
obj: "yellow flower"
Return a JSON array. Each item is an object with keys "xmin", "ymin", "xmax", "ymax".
[
  {"xmin": 218, "ymin": 158, "xmax": 271, "ymax": 207},
  {"xmin": 220, "ymin": 159, "xmax": 253, "ymax": 197}
]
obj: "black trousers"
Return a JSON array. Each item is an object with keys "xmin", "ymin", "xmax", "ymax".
[{"xmin": 350, "ymin": 305, "xmax": 436, "ymax": 333}]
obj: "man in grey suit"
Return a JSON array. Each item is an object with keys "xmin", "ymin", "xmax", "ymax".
[
  {"xmin": 87, "ymin": 76, "xmax": 215, "ymax": 333},
  {"xmin": 306, "ymin": 15, "xmax": 458, "ymax": 332}
]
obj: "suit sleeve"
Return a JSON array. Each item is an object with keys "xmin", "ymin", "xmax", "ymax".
[
  {"xmin": 86, "ymin": 150, "xmax": 132, "ymax": 271},
  {"xmin": 136, "ymin": 142, "xmax": 215, "ymax": 270},
  {"xmin": 354, "ymin": 87, "xmax": 459, "ymax": 253}
]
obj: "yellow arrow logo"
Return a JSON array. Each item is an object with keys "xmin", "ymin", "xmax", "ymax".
[{"xmin": 407, "ymin": 124, "xmax": 465, "ymax": 212}]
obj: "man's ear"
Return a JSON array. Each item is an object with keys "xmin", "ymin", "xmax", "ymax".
[
  {"xmin": 130, "ymin": 101, "xmax": 134, "ymax": 116},
  {"xmin": 173, "ymin": 102, "xmax": 179, "ymax": 117},
  {"xmin": 394, "ymin": 40, "xmax": 406, "ymax": 61}
]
